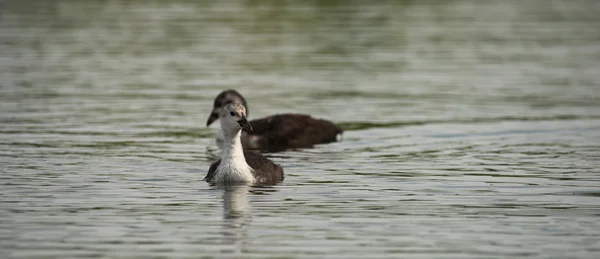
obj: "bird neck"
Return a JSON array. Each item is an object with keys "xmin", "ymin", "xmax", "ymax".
[
  {"xmin": 217, "ymin": 129, "xmax": 254, "ymax": 184},
  {"xmin": 221, "ymin": 129, "xmax": 245, "ymax": 162}
]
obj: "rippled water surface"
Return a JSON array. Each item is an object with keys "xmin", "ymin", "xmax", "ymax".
[{"xmin": 2, "ymin": 0, "xmax": 600, "ymax": 258}]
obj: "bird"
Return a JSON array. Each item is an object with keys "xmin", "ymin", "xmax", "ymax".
[
  {"xmin": 206, "ymin": 90, "xmax": 343, "ymax": 152},
  {"xmin": 204, "ymin": 103, "xmax": 284, "ymax": 185}
]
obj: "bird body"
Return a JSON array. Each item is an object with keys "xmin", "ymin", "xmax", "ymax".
[
  {"xmin": 205, "ymin": 103, "xmax": 284, "ymax": 185},
  {"xmin": 207, "ymin": 90, "xmax": 342, "ymax": 152}
]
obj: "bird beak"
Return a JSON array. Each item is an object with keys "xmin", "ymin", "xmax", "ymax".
[
  {"xmin": 237, "ymin": 117, "xmax": 252, "ymax": 131},
  {"xmin": 206, "ymin": 109, "xmax": 218, "ymax": 126}
]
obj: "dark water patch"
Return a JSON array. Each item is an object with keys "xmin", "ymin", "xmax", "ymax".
[
  {"xmin": 338, "ymin": 115, "xmax": 600, "ymax": 131},
  {"xmin": 133, "ymin": 129, "xmax": 213, "ymax": 139},
  {"xmin": 0, "ymin": 130, "xmax": 124, "ymax": 136},
  {"xmin": 0, "ymin": 118, "xmax": 47, "ymax": 124},
  {"xmin": 0, "ymin": 129, "xmax": 213, "ymax": 140},
  {"xmin": 564, "ymin": 191, "xmax": 600, "ymax": 197},
  {"xmin": 349, "ymin": 171, "xmax": 424, "ymax": 178},
  {"xmin": 309, "ymin": 90, "xmax": 413, "ymax": 99},
  {"xmin": 70, "ymin": 141, "xmax": 154, "ymax": 149}
]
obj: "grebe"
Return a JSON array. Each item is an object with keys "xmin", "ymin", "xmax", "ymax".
[
  {"xmin": 206, "ymin": 90, "xmax": 343, "ymax": 152},
  {"xmin": 204, "ymin": 103, "xmax": 284, "ymax": 185}
]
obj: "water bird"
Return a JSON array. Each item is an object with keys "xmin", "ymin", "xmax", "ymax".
[
  {"xmin": 206, "ymin": 90, "xmax": 343, "ymax": 152},
  {"xmin": 204, "ymin": 103, "xmax": 284, "ymax": 185}
]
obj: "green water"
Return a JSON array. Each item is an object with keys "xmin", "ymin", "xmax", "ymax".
[{"xmin": 1, "ymin": 0, "xmax": 599, "ymax": 258}]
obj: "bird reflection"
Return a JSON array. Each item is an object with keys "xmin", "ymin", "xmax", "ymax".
[
  {"xmin": 220, "ymin": 185, "xmax": 251, "ymax": 254},
  {"xmin": 219, "ymin": 185, "xmax": 280, "ymax": 255}
]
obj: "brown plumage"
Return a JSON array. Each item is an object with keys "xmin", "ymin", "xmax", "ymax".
[{"xmin": 245, "ymin": 113, "xmax": 342, "ymax": 152}]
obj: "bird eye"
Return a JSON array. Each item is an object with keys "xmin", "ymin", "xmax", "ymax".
[{"xmin": 229, "ymin": 112, "xmax": 236, "ymax": 116}]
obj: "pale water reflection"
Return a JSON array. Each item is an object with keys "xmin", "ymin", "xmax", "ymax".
[
  {"xmin": 1, "ymin": 0, "xmax": 600, "ymax": 258},
  {"xmin": 221, "ymin": 185, "xmax": 251, "ymax": 255}
]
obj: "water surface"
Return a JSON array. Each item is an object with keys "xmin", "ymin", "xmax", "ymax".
[{"xmin": 1, "ymin": 0, "xmax": 600, "ymax": 258}]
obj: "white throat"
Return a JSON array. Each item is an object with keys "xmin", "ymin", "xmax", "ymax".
[{"xmin": 213, "ymin": 127, "xmax": 255, "ymax": 184}]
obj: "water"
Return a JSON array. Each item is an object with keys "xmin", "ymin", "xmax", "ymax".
[{"xmin": 1, "ymin": 0, "xmax": 600, "ymax": 258}]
